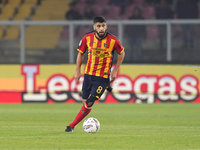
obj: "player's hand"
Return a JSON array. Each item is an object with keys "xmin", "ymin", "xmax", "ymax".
[
  {"xmin": 110, "ymin": 70, "xmax": 117, "ymax": 83},
  {"xmin": 106, "ymin": 83, "xmax": 113, "ymax": 93},
  {"xmin": 74, "ymin": 71, "xmax": 81, "ymax": 83}
]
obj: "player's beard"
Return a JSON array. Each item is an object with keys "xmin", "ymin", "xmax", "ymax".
[{"xmin": 96, "ymin": 30, "xmax": 107, "ymax": 38}]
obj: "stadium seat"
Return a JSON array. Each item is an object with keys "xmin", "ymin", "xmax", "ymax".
[
  {"xmin": 24, "ymin": 0, "xmax": 38, "ymax": 5},
  {"xmin": 32, "ymin": 0, "xmax": 70, "ymax": 21},
  {"xmin": 48, "ymin": 14, "xmax": 66, "ymax": 20},
  {"xmin": 1, "ymin": 5, "xmax": 16, "ymax": 16},
  {"xmin": 4, "ymin": 26, "xmax": 20, "ymax": 40},
  {"xmin": 31, "ymin": 14, "xmax": 49, "ymax": 20},
  {"xmin": 0, "ymin": 25, "xmax": 7, "ymax": 31},
  {"xmin": 14, "ymin": 3, "xmax": 33, "ymax": 20},
  {"xmin": 25, "ymin": 26, "xmax": 63, "ymax": 49},
  {"xmin": 26, "ymin": 0, "xmax": 71, "ymax": 49},
  {"xmin": 0, "ymin": 14, "xmax": 11, "ymax": 20},
  {"xmin": 7, "ymin": 0, "xmax": 22, "ymax": 6},
  {"xmin": 13, "ymin": 14, "xmax": 28, "ymax": 20},
  {"xmin": 32, "ymin": 13, "xmax": 66, "ymax": 21},
  {"xmin": 18, "ymin": 3, "xmax": 33, "ymax": 15}
]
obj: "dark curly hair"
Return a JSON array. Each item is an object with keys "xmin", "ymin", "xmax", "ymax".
[{"xmin": 93, "ymin": 16, "xmax": 106, "ymax": 24}]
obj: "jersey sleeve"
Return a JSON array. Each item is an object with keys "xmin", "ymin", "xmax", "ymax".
[
  {"xmin": 77, "ymin": 35, "xmax": 87, "ymax": 53},
  {"xmin": 114, "ymin": 39, "xmax": 124, "ymax": 54}
]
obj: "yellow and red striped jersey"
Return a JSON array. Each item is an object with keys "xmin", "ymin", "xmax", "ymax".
[{"xmin": 77, "ymin": 31, "xmax": 124, "ymax": 78}]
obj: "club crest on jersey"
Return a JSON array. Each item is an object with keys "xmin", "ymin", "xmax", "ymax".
[{"xmin": 104, "ymin": 43, "xmax": 108, "ymax": 48}]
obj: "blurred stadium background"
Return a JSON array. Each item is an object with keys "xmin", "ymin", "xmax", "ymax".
[
  {"xmin": 0, "ymin": 2, "xmax": 200, "ymax": 149},
  {"xmin": 0, "ymin": 0, "xmax": 200, "ymax": 64}
]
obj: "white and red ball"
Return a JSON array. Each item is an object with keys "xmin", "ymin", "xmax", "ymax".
[{"xmin": 83, "ymin": 117, "xmax": 100, "ymax": 133}]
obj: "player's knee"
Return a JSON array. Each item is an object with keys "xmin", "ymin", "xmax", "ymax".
[
  {"xmin": 82, "ymin": 99, "xmax": 86, "ymax": 105},
  {"xmin": 86, "ymin": 95, "xmax": 99, "ymax": 107}
]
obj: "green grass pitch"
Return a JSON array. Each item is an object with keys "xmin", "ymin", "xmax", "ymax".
[{"xmin": 0, "ymin": 103, "xmax": 200, "ymax": 150}]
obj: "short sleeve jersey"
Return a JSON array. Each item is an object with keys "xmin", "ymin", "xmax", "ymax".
[{"xmin": 77, "ymin": 31, "xmax": 124, "ymax": 78}]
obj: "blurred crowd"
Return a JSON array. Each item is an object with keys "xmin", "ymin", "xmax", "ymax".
[
  {"xmin": 64, "ymin": 0, "xmax": 200, "ymax": 62},
  {"xmin": 65, "ymin": 0, "xmax": 199, "ymax": 21}
]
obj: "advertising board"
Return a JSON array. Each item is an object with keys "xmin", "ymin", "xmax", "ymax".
[{"xmin": 0, "ymin": 65, "xmax": 199, "ymax": 103}]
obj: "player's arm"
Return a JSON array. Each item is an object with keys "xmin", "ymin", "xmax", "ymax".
[
  {"xmin": 75, "ymin": 52, "xmax": 84, "ymax": 83},
  {"xmin": 75, "ymin": 35, "xmax": 87, "ymax": 83},
  {"xmin": 110, "ymin": 51, "xmax": 125, "ymax": 83}
]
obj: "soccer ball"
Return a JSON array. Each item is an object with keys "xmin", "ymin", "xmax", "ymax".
[{"xmin": 83, "ymin": 117, "xmax": 100, "ymax": 133}]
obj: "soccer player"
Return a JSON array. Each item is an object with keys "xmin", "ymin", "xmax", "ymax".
[{"xmin": 65, "ymin": 16, "xmax": 125, "ymax": 132}]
